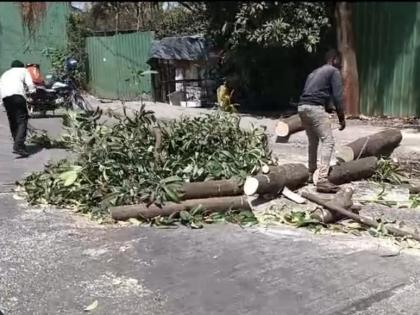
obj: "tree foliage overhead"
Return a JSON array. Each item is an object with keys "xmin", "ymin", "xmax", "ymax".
[
  {"xmin": 204, "ymin": 1, "xmax": 330, "ymax": 52},
  {"xmin": 84, "ymin": 2, "xmax": 207, "ymax": 39},
  {"xmin": 153, "ymin": 5, "xmax": 207, "ymax": 39},
  {"xmin": 86, "ymin": 2, "xmax": 162, "ymax": 32},
  {"xmin": 83, "ymin": 1, "xmax": 330, "ymax": 51}
]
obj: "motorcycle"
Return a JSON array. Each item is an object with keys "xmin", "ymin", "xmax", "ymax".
[{"xmin": 26, "ymin": 59, "xmax": 92, "ymax": 116}]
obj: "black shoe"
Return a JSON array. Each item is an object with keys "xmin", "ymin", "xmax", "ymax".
[
  {"xmin": 316, "ymin": 180, "xmax": 340, "ymax": 193},
  {"xmin": 13, "ymin": 147, "xmax": 29, "ymax": 157}
]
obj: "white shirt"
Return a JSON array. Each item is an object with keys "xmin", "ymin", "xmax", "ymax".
[{"xmin": 0, "ymin": 68, "xmax": 35, "ymax": 99}]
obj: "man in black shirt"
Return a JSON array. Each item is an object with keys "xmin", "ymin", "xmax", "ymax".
[{"xmin": 298, "ymin": 49, "xmax": 346, "ymax": 193}]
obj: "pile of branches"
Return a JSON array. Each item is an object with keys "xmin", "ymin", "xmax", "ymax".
[{"xmin": 23, "ymin": 107, "xmax": 270, "ymax": 218}]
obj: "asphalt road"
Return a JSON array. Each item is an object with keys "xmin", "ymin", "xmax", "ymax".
[{"xmin": 1, "ymin": 109, "xmax": 420, "ymax": 315}]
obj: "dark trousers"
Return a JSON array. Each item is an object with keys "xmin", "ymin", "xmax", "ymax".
[{"xmin": 2, "ymin": 95, "xmax": 28, "ymax": 150}]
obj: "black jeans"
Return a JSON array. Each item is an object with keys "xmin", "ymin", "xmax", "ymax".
[{"xmin": 2, "ymin": 95, "xmax": 28, "ymax": 150}]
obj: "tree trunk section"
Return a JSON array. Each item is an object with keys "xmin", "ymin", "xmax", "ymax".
[
  {"xmin": 310, "ymin": 187, "xmax": 355, "ymax": 223},
  {"xmin": 244, "ymin": 172, "xmax": 285, "ymax": 196},
  {"xmin": 336, "ymin": 2, "xmax": 360, "ymax": 117},
  {"xmin": 111, "ymin": 196, "xmax": 250, "ymax": 221},
  {"xmin": 336, "ymin": 129, "xmax": 402, "ymax": 163},
  {"xmin": 244, "ymin": 164, "xmax": 309, "ymax": 196},
  {"xmin": 153, "ymin": 126, "xmax": 163, "ymax": 164},
  {"xmin": 402, "ymin": 179, "xmax": 420, "ymax": 195},
  {"xmin": 180, "ymin": 179, "xmax": 243, "ymax": 200},
  {"xmin": 272, "ymin": 164, "xmax": 310, "ymax": 191},
  {"xmin": 275, "ymin": 114, "xmax": 304, "ymax": 138},
  {"xmin": 303, "ymin": 190, "xmax": 420, "ymax": 241},
  {"xmin": 314, "ymin": 156, "xmax": 378, "ymax": 185}
]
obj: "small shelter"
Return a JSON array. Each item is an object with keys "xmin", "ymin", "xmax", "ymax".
[{"xmin": 147, "ymin": 35, "xmax": 219, "ymax": 107}]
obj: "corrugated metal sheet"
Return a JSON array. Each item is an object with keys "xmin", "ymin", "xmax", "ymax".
[
  {"xmin": 86, "ymin": 36, "xmax": 116, "ymax": 99},
  {"xmin": 149, "ymin": 35, "xmax": 210, "ymax": 61},
  {"xmin": 0, "ymin": 2, "xmax": 70, "ymax": 74},
  {"xmin": 86, "ymin": 31, "xmax": 154, "ymax": 100},
  {"xmin": 353, "ymin": 2, "xmax": 420, "ymax": 117}
]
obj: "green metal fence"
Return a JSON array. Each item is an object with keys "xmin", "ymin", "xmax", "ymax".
[
  {"xmin": 353, "ymin": 2, "xmax": 420, "ymax": 117},
  {"xmin": 0, "ymin": 2, "xmax": 69, "ymax": 75},
  {"xmin": 86, "ymin": 31, "xmax": 154, "ymax": 100}
]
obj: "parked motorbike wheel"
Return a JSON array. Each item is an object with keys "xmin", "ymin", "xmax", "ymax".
[{"xmin": 28, "ymin": 103, "xmax": 47, "ymax": 117}]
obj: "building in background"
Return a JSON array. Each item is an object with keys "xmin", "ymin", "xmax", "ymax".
[{"xmin": 147, "ymin": 35, "xmax": 219, "ymax": 107}]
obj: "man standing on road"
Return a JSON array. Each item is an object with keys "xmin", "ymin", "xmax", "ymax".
[
  {"xmin": 0, "ymin": 60, "xmax": 35, "ymax": 157},
  {"xmin": 298, "ymin": 49, "xmax": 346, "ymax": 193}
]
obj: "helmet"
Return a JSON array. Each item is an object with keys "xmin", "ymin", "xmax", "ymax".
[{"xmin": 65, "ymin": 58, "xmax": 78, "ymax": 71}]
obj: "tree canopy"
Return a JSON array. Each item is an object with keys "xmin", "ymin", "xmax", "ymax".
[
  {"xmin": 181, "ymin": 1, "xmax": 331, "ymax": 52},
  {"xmin": 84, "ymin": 1, "xmax": 330, "ymax": 51}
]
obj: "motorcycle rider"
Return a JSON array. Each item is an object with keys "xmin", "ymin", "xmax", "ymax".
[{"xmin": 0, "ymin": 60, "xmax": 36, "ymax": 157}]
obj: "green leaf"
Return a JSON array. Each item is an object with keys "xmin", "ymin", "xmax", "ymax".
[
  {"xmin": 191, "ymin": 205, "xmax": 204, "ymax": 216},
  {"xmin": 58, "ymin": 170, "xmax": 79, "ymax": 187},
  {"xmin": 180, "ymin": 210, "xmax": 192, "ymax": 222},
  {"xmin": 341, "ymin": 221, "xmax": 363, "ymax": 230},
  {"xmin": 140, "ymin": 70, "xmax": 158, "ymax": 76},
  {"xmin": 84, "ymin": 300, "xmax": 98, "ymax": 312},
  {"xmin": 163, "ymin": 186, "xmax": 180, "ymax": 203},
  {"xmin": 183, "ymin": 165, "xmax": 194, "ymax": 173},
  {"xmin": 191, "ymin": 221, "xmax": 203, "ymax": 229},
  {"xmin": 160, "ymin": 176, "xmax": 182, "ymax": 184}
]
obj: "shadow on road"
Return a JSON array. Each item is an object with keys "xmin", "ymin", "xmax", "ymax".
[
  {"xmin": 26, "ymin": 144, "xmax": 43, "ymax": 156},
  {"xmin": 14, "ymin": 145, "xmax": 43, "ymax": 159}
]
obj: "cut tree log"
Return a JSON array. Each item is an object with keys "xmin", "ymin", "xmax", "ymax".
[
  {"xmin": 336, "ymin": 129, "xmax": 402, "ymax": 163},
  {"xmin": 282, "ymin": 187, "xmax": 306, "ymax": 204},
  {"xmin": 313, "ymin": 156, "xmax": 378, "ymax": 185},
  {"xmin": 180, "ymin": 179, "xmax": 242, "ymax": 200},
  {"xmin": 244, "ymin": 172, "xmax": 285, "ymax": 196},
  {"xmin": 400, "ymin": 179, "xmax": 420, "ymax": 195},
  {"xmin": 310, "ymin": 187, "xmax": 355, "ymax": 223},
  {"xmin": 261, "ymin": 164, "xmax": 270, "ymax": 174},
  {"xmin": 273, "ymin": 164, "xmax": 310, "ymax": 191},
  {"xmin": 111, "ymin": 196, "xmax": 250, "ymax": 221},
  {"xmin": 302, "ymin": 190, "xmax": 420, "ymax": 242},
  {"xmin": 275, "ymin": 114, "xmax": 304, "ymax": 138},
  {"xmin": 244, "ymin": 164, "xmax": 308, "ymax": 196},
  {"xmin": 153, "ymin": 126, "xmax": 163, "ymax": 164}
]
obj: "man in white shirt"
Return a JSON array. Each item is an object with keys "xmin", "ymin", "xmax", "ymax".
[{"xmin": 0, "ymin": 60, "xmax": 35, "ymax": 157}]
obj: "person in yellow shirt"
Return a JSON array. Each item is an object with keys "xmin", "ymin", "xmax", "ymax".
[{"xmin": 217, "ymin": 79, "xmax": 237, "ymax": 113}]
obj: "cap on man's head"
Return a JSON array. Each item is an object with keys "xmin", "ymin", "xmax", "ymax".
[{"xmin": 11, "ymin": 60, "xmax": 25, "ymax": 68}]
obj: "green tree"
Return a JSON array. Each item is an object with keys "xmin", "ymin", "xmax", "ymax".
[
  {"xmin": 203, "ymin": 1, "xmax": 330, "ymax": 52},
  {"xmin": 86, "ymin": 2, "xmax": 163, "ymax": 32},
  {"xmin": 154, "ymin": 5, "xmax": 207, "ymax": 39}
]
